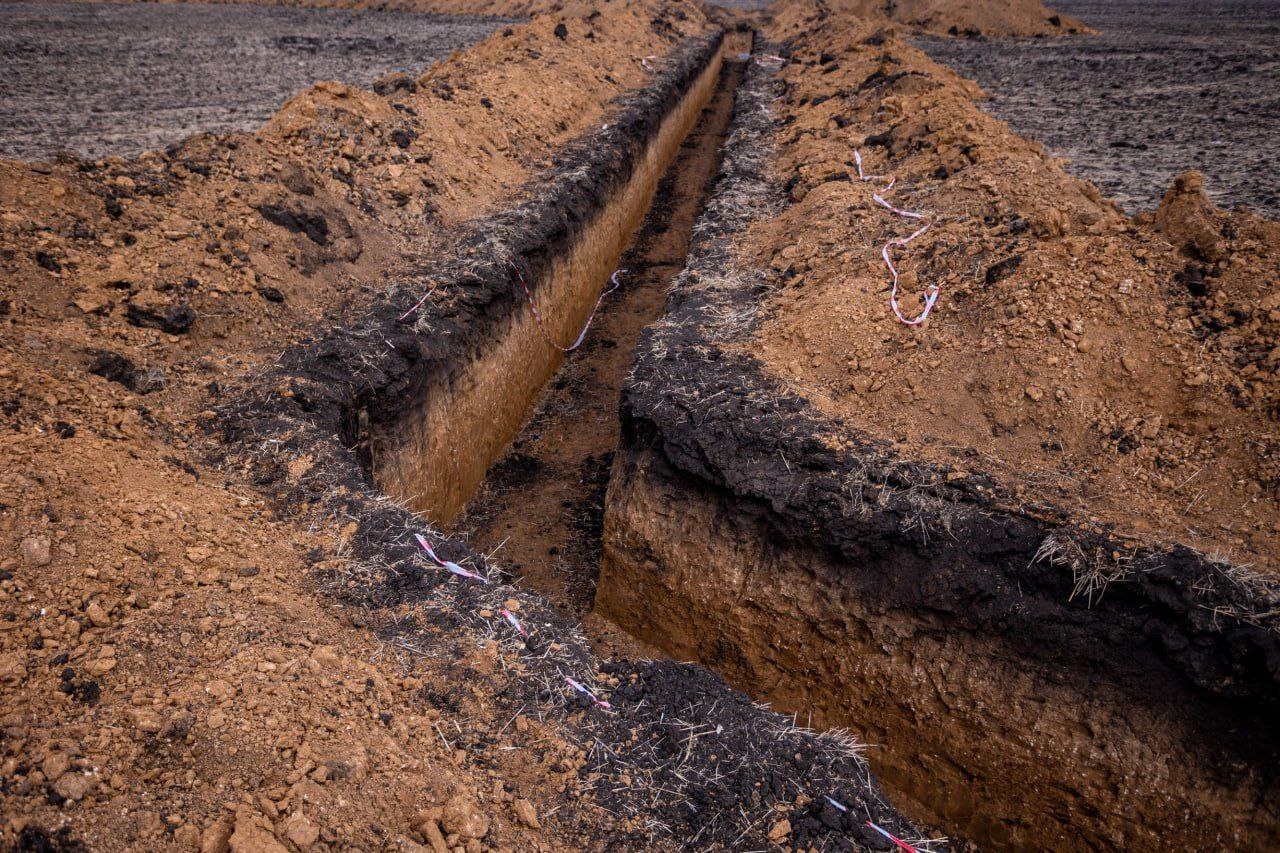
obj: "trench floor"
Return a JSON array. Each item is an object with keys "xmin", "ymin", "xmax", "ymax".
[{"xmin": 452, "ymin": 52, "xmax": 747, "ymax": 657}]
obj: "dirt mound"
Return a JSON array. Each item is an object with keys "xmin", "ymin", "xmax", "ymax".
[
  {"xmin": 739, "ymin": 11, "xmax": 1279, "ymax": 569},
  {"xmin": 0, "ymin": 2, "xmax": 746, "ymax": 848},
  {"xmin": 767, "ymin": 0, "xmax": 1091, "ymax": 37}
]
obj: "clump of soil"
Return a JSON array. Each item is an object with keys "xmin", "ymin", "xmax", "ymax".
[
  {"xmin": 0, "ymin": 1, "xmax": 728, "ymax": 848},
  {"xmin": 745, "ymin": 5, "xmax": 1279, "ymax": 566},
  {"xmin": 767, "ymin": 0, "xmax": 1091, "ymax": 37}
]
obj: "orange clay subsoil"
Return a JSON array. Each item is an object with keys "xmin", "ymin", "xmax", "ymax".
[
  {"xmin": 0, "ymin": 3, "xmax": 719, "ymax": 849},
  {"xmin": 745, "ymin": 3, "xmax": 1280, "ymax": 568}
]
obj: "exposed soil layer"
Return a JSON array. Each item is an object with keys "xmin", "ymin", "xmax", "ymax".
[
  {"xmin": 455, "ymin": 36, "xmax": 749, "ymax": 627},
  {"xmin": 916, "ymin": 0, "xmax": 1280, "ymax": 218},
  {"xmin": 367, "ymin": 31, "xmax": 731, "ymax": 524},
  {"xmin": 598, "ymin": 6, "xmax": 1280, "ymax": 850},
  {"xmin": 0, "ymin": 2, "xmax": 516, "ymax": 160}
]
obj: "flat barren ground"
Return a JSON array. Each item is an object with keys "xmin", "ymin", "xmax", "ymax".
[
  {"xmin": 0, "ymin": 2, "xmax": 514, "ymax": 160},
  {"xmin": 918, "ymin": 0, "xmax": 1280, "ymax": 217}
]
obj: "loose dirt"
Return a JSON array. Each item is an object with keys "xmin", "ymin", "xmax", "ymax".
[
  {"xmin": 746, "ymin": 2, "xmax": 1280, "ymax": 568},
  {"xmin": 0, "ymin": 2, "xmax": 517, "ymax": 161},
  {"xmin": 917, "ymin": 0, "xmax": 1280, "ymax": 218}
]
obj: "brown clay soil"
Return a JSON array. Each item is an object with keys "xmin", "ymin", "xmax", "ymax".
[
  {"xmin": 744, "ymin": 1, "xmax": 1280, "ymax": 569},
  {"xmin": 0, "ymin": 2, "xmax": 722, "ymax": 848}
]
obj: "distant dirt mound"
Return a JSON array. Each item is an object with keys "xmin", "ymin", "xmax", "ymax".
[
  {"xmin": 769, "ymin": 0, "xmax": 1092, "ymax": 36},
  {"xmin": 79, "ymin": 0, "xmax": 568, "ymax": 18}
]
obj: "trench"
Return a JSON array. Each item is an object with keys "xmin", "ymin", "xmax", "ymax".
[
  {"xmin": 453, "ymin": 38, "xmax": 748, "ymax": 649},
  {"xmin": 370, "ymin": 33, "xmax": 747, "ymax": 525}
]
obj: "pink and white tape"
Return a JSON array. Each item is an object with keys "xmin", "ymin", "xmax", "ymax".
[
  {"xmin": 500, "ymin": 608, "xmax": 528, "ymax": 637},
  {"xmin": 825, "ymin": 796, "xmax": 918, "ymax": 851},
  {"xmin": 853, "ymin": 149, "xmax": 938, "ymax": 326},
  {"xmin": 510, "ymin": 261, "xmax": 626, "ymax": 353},
  {"xmin": 565, "ymin": 676, "xmax": 612, "ymax": 710},
  {"xmin": 414, "ymin": 533, "xmax": 489, "ymax": 583}
]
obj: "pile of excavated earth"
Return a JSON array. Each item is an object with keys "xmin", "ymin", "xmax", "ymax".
[
  {"xmin": 751, "ymin": 1, "xmax": 1280, "ymax": 570},
  {"xmin": 2, "ymin": 0, "xmax": 1277, "ymax": 851}
]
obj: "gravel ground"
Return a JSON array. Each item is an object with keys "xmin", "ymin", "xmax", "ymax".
[
  {"xmin": 917, "ymin": 0, "xmax": 1280, "ymax": 217},
  {"xmin": 0, "ymin": 2, "xmax": 516, "ymax": 160}
]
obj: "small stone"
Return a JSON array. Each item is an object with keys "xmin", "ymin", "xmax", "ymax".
[
  {"xmin": 127, "ymin": 708, "xmax": 164, "ymax": 733},
  {"xmin": 175, "ymin": 823, "xmax": 201, "ymax": 850},
  {"xmin": 228, "ymin": 807, "xmax": 287, "ymax": 853},
  {"xmin": 86, "ymin": 657, "xmax": 117, "ymax": 676},
  {"xmin": 53, "ymin": 771, "xmax": 95, "ymax": 802},
  {"xmin": 283, "ymin": 811, "xmax": 320, "ymax": 849},
  {"xmin": 442, "ymin": 792, "xmax": 489, "ymax": 840},
  {"xmin": 512, "ymin": 799, "xmax": 539, "ymax": 829},
  {"xmin": 205, "ymin": 679, "xmax": 236, "ymax": 701},
  {"xmin": 0, "ymin": 652, "xmax": 27, "ymax": 684},
  {"xmin": 421, "ymin": 819, "xmax": 449, "ymax": 853},
  {"xmin": 42, "ymin": 751, "xmax": 71, "ymax": 781},
  {"xmin": 86, "ymin": 602, "xmax": 110, "ymax": 627},
  {"xmin": 21, "ymin": 536, "xmax": 51, "ymax": 566},
  {"xmin": 1024, "ymin": 385, "xmax": 1044, "ymax": 402},
  {"xmin": 201, "ymin": 814, "xmax": 235, "ymax": 853},
  {"xmin": 768, "ymin": 818, "xmax": 792, "ymax": 843}
]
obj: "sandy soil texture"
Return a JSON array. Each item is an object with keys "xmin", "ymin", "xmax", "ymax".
[
  {"xmin": 917, "ymin": 0, "xmax": 1280, "ymax": 217},
  {"xmin": 0, "ymin": 2, "xmax": 517, "ymax": 160}
]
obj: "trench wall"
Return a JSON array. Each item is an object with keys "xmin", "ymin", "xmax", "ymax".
[
  {"xmin": 371, "ymin": 33, "xmax": 745, "ymax": 523},
  {"xmin": 597, "ymin": 41, "xmax": 1280, "ymax": 852}
]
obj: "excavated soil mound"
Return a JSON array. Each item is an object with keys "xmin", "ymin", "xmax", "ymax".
[
  {"xmin": 596, "ymin": 2, "xmax": 1279, "ymax": 850},
  {"xmin": 750, "ymin": 2, "xmax": 1280, "ymax": 568},
  {"xmin": 766, "ymin": 0, "xmax": 1091, "ymax": 37},
  {"xmin": 2, "ymin": 1, "xmax": 924, "ymax": 849},
  {"xmin": 1, "ymin": 3, "xmax": 843, "ymax": 849}
]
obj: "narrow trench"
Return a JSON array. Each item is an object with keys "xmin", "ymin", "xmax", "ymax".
[{"xmin": 451, "ymin": 50, "xmax": 748, "ymax": 658}]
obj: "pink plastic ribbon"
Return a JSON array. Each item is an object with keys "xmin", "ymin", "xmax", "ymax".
[
  {"xmin": 510, "ymin": 262, "xmax": 626, "ymax": 353},
  {"xmin": 500, "ymin": 608, "xmax": 527, "ymax": 637},
  {"xmin": 564, "ymin": 676, "xmax": 611, "ymax": 709},
  {"xmin": 414, "ymin": 533, "xmax": 489, "ymax": 583},
  {"xmin": 853, "ymin": 148, "xmax": 938, "ymax": 326},
  {"xmin": 866, "ymin": 820, "xmax": 918, "ymax": 853}
]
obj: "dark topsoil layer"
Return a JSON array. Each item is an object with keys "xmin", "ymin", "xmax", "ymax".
[
  {"xmin": 618, "ymin": 30, "xmax": 1280, "ymax": 834},
  {"xmin": 213, "ymin": 31, "xmax": 916, "ymax": 851},
  {"xmin": 916, "ymin": 0, "xmax": 1280, "ymax": 217},
  {"xmin": 0, "ymin": 1, "xmax": 516, "ymax": 160}
]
